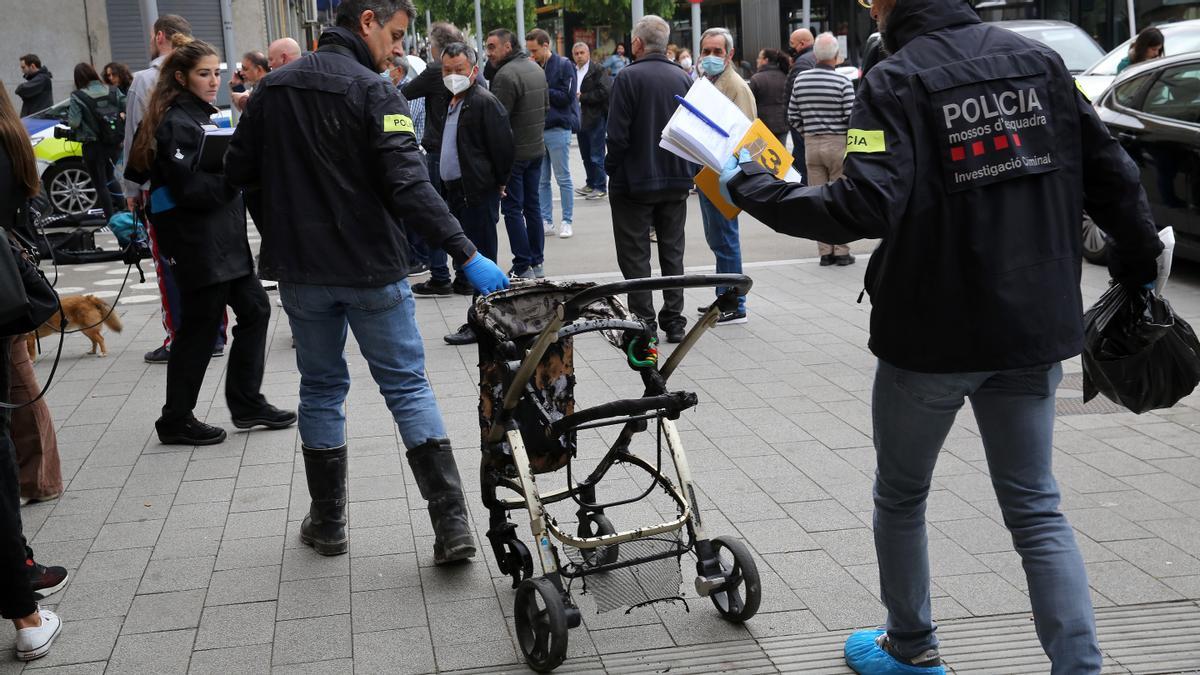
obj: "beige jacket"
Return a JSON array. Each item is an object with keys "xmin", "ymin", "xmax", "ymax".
[{"xmin": 711, "ymin": 66, "xmax": 757, "ymax": 121}]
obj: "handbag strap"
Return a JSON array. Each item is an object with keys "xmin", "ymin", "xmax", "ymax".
[{"xmin": 0, "ymin": 304, "xmax": 65, "ymax": 410}]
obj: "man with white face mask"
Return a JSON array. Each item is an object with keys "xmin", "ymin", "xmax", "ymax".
[{"xmin": 437, "ymin": 41, "xmax": 517, "ymax": 345}]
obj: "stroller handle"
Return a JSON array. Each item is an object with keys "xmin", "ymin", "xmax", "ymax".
[{"xmin": 562, "ymin": 274, "xmax": 753, "ymax": 323}]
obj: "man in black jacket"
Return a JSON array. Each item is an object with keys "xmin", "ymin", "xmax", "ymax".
[
  {"xmin": 784, "ymin": 30, "xmax": 815, "ymax": 174},
  {"xmin": 438, "ymin": 42, "xmax": 516, "ymax": 346},
  {"xmin": 403, "ymin": 22, "xmax": 470, "ymax": 297},
  {"xmin": 606, "ymin": 15, "xmax": 696, "ymax": 344},
  {"xmin": 16, "ymin": 55, "xmax": 53, "ymax": 117},
  {"xmin": 573, "ymin": 42, "xmax": 611, "ymax": 202},
  {"xmin": 225, "ymin": 0, "xmax": 507, "ymax": 567},
  {"xmin": 721, "ymin": 0, "xmax": 1163, "ymax": 672}
]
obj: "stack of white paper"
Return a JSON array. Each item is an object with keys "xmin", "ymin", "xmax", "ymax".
[{"xmin": 659, "ymin": 78, "xmax": 752, "ymax": 171}]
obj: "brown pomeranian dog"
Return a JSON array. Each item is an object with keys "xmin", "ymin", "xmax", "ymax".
[{"xmin": 26, "ymin": 295, "xmax": 123, "ymax": 359}]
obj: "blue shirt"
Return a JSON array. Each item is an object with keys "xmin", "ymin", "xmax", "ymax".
[
  {"xmin": 603, "ymin": 53, "xmax": 629, "ymax": 77},
  {"xmin": 439, "ymin": 98, "xmax": 463, "ymax": 182}
]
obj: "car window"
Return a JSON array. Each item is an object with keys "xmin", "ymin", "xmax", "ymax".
[
  {"xmin": 1012, "ymin": 26, "xmax": 1105, "ymax": 72},
  {"xmin": 1089, "ymin": 25, "xmax": 1200, "ymax": 75},
  {"xmin": 1113, "ymin": 74, "xmax": 1152, "ymax": 108},
  {"xmin": 1142, "ymin": 63, "xmax": 1200, "ymax": 123}
]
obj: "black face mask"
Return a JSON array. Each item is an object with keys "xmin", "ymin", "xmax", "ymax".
[{"xmin": 786, "ymin": 46, "xmax": 799, "ymax": 57}]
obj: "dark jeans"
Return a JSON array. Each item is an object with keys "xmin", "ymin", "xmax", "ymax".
[
  {"xmin": 0, "ymin": 355, "xmax": 36, "ymax": 620},
  {"xmin": 444, "ymin": 181, "xmax": 501, "ymax": 264},
  {"xmin": 610, "ymin": 190, "xmax": 687, "ymax": 331},
  {"xmin": 789, "ymin": 129, "xmax": 807, "ymax": 181},
  {"xmin": 873, "ymin": 360, "xmax": 1100, "ymax": 672},
  {"xmin": 82, "ymin": 142, "xmax": 119, "ymax": 219},
  {"xmin": 162, "ymin": 275, "xmax": 270, "ymax": 423},
  {"xmin": 146, "ymin": 216, "xmax": 228, "ymax": 351},
  {"xmin": 577, "ymin": 120, "xmax": 607, "ymax": 191},
  {"xmin": 423, "ymin": 154, "xmax": 451, "ymax": 283},
  {"xmin": 501, "ymin": 158, "xmax": 543, "ymax": 272}
]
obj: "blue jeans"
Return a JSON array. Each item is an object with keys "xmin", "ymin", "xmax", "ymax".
[
  {"xmin": 577, "ymin": 120, "xmax": 607, "ymax": 191},
  {"xmin": 279, "ymin": 280, "xmax": 447, "ymax": 451},
  {"xmin": 539, "ymin": 126, "xmax": 574, "ymax": 225},
  {"xmin": 697, "ymin": 191, "xmax": 746, "ymax": 314},
  {"xmin": 501, "ymin": 158, "xmax": 543, "ymax": 272},
  {"xmin": 872, "ymin": 359, "xmax": 1100, "ymax": 674}
]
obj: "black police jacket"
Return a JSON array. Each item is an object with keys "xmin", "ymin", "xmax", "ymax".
[
  {"xmin": 440, "ymin": 84, "xmax": 514, "ymax": 204},
  {"xmin": 729, "ymin": 0, "xmax": 1163, "ymax": 374},
  {"xmin": 225, "ymin": 27, "xmax": 475, "ymax": 288},
  {"xmin": 145, "ymin": 92, "xmax": 252, "ymax": 291}
]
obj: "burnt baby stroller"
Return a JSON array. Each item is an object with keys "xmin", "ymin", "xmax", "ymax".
[{"xmin": 472, "ymin": 275, "xmax": 762, "ymax": 672}]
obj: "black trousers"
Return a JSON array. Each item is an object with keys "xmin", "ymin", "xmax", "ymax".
[
  {"xmin": 443, "ymin": 181, "xmax": 501, "ymax": 263},
  {"xmin": 610, "ymin": 190, "xmax": 687, "ymax": 331},
  {"xmin": 81, "ymin": 142, "xmax": 119, "ymax": 219},
  {"xmin": 162, "ymin": 274, "xmax": 270, "ymax": 423},
  {"xmin": 0, "ymin": 352, "xmax": 36, "ymax": 620}
]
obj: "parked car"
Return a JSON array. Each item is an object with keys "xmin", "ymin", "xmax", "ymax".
[
  {"xmin": 995, "ymin": 20, "xmax": 1106, "ymax": 74},
  {"xmin": 1087, "ymin": 52, "xmax": 1200, "ymax": 265},
  {"xmin": 21, "ymin": 98, "xmax": 233, "ymax": 214},
  {"xmin": 1077, "ymin": 19, "xmax": 1200, "ymax": 101}
]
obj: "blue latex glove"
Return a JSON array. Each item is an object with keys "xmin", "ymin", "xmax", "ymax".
[
  {"xmin": 462, "ymin": 254, "xmax": 509, "ymax": 295},
  {"xmin": 718, "ymin": 148, "xmax": 753, "ymax": 203}
]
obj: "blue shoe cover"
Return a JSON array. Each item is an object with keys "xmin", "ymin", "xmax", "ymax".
[{"xmin": 844, "ymin": 629, "xmax": 946, "ymax": 675}]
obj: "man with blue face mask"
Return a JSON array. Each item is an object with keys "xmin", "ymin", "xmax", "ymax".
[
  {"xmin": 437, "ymin": 42, "xmax": 517, "ymax": 345},
  {"xmin": 697, "ymin": 27, "xmax": 755, "ymax": 325}
]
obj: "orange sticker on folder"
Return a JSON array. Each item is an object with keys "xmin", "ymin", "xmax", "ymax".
[{"xmin": 695, "ymin": 119, "xmax": 794, "ymax": 219}]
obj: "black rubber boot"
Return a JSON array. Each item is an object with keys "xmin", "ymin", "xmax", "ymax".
[
  {"xmin": 407, "ymin": 439, "xmax": 477, "ymax": 565},
  {"xmin": 300, "ymin": 444, "xmax": 349, "ymax": 556}
]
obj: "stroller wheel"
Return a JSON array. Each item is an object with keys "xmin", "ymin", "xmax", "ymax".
[
  {"xmin": 707, "ymin": 536, "xmax": 761, "ymax": 623},
  {"xmin": 577, "ymin": 513, "xmax": 619, "ymax": 568},
  {"xmin": 515, "ymin": 577, "xmax": 570, "ymax": 672}
]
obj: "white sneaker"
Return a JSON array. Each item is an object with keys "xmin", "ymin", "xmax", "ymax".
[
  {"xmin": 15, "ymin": 608, "xmax": 61, "ymax": 662},
  {"xmin": 559, "ymin": 222, "xmax": 573, "ymax": 239},
  {"xmin": 543, "ymin": 221, "xmax": 556, "ymax": 236}
]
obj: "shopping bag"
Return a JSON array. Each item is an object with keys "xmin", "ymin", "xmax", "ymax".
[{"xmin": 1082, "ymin": 284, "xmax": 1200, "ymax": 413}]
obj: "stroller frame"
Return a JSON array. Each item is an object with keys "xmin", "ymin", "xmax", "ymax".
[{"xmin": 477, "ymin": 275, "xmax": 762, "ymax": 672}]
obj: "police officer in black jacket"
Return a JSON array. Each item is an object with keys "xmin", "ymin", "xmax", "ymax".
[
  {"xmin": 721, "ymin": 0, "xmax": 1162, "ymax": 673},
  {"xmin": 225, "ymin": 0, "xmax": 508, "ymax": 566},
  {"xmin": 127, "ymin": 37, "xmax": 296, "ymax": 448}
]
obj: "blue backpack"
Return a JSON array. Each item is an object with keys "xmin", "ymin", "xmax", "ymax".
[{"xmin": 107, "ymin": 211, "xmax": 145, "ymax": 249}]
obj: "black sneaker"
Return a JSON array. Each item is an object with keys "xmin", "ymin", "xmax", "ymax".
[
  {"xmin": 156, "ymin": 417, "xmax": 227, "ymax": 446},
  {"xmin": 444, "ymin": 323, "xmax": 477, "ymax": 346},
  {"xmin": 407, "ymin": 261, "xmax": 430, "ymax": 277},
  {"xmin": 665, "ymin": 324, "xmax": 686, "ymax": 344},
  {"xmin": 232, "ymin": 405, "xmax": 297, "ymax": 430},
  {"xmin": 819, "ymin": 254, "xmax": 836, "ymax": 266},
  {"xmin": 25, "ymin": 558, "xmax": 69, "ymax": 599},
  {"xmin": 212, "ymin": 347, "xmax": 225, "ymax": 358},
  {"xmin": 835, "ymin": 254, "xmax": 856, "ymax": 266},
  {"xmin": 144, "ymin": 345, "xmax": 170, "ymax": 363},
  {"xmin": 715, "ymin": 310, "xmax": 748, "ymax": 326},
  {"xmin": 451, "ymin": 278, "xmax": 474, "ymax": 295},
  {"xmin": 412, "ymin": 279, "xmax": 453, "ymax": 296}
]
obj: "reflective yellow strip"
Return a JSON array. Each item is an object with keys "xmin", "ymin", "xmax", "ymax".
[
  {"xmin": 1074, "ymin": 78, "xmax": 1090, "ymax": 103},
  {"xmin": 846, "ymin": 128, "xmax": 886, "ymax": 154},
  {"xmin": 383, "ymin": 114, "xmax": 415, "ymax": 134}
]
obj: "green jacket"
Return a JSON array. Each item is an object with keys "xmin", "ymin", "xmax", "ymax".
[{"xmin": 68, "ymin": 81, "xmax": 126, "ymax": 144}]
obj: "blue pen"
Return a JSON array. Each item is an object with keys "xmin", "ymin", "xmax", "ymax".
[{"xmin": 673, "ymin": 95, "xmax": 729, "ymax": 138}]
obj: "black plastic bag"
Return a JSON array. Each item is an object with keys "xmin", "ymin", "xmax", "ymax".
[{"xmin": 1082, "ymin": 284, "xmax": 1200, "ymax": 414}]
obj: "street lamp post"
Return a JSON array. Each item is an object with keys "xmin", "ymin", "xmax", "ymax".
[
  {"xmin": 632, "ymin": 0, "xmax": 644, "ymax": 25},
  {"xmin": 474, "ymin": 0, "xmax": 484, "ymax": 53},
  {"xmin": 690, "ymin": 0, "xmax": 701, "ymax": 67},
  {"xmin": 517, "ymin": 0, "xmax": 526, "ymax": 42}
]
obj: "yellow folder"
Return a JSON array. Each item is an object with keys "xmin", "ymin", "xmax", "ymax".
[{"xmin": 694, "ymin": 118, "xmax": 794, "ymax": 220}]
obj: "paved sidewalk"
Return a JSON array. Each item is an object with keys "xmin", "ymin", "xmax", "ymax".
[{"xmin": 3, "ymin": 213, "xmax": 1200, "ymax": 673}]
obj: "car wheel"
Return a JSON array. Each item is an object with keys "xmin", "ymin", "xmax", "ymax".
[
  {"xmin": 42, "ymin": 159, "xmax": 98, "ymax": 214},
  {"xmin": 1082, "ymin": 212, "xmax": 1110, "ymax": 266}
]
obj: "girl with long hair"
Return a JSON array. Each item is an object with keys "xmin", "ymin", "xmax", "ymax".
[
  {"xmin": 0, "ymin": 80, "xmax": 65, "ymax": 662},
  {"xmin": 749, "ymin": 48, "xmax": 793, "ymax": 146},
  {"xmin": 127, "ymin": 35, "xmax": 295, "ymax": 446},
  {"xmin": 1118, "ymin": 27, "xmax": 1165, "ymax": 73},
  {"xmin": 68, "ymin": 62, "xmax": 125, "ymax": 218}
]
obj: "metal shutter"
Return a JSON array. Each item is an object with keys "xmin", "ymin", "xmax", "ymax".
[
  {"xmin": 106, "ymin": 0, "xmax": 151, "ymax": 71},
  {"xmin": 157, "ymin": 0, "xmax": 226, "ymax": 57}
]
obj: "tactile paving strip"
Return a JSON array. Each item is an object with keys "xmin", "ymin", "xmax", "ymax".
[
  {"xmin": 1056, "ymin": 373, "xmax": 1128, "ymax": 416},
  {"xmin": 447, "ymin": 600, "xmax": 1200, "ymax": 673}
]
